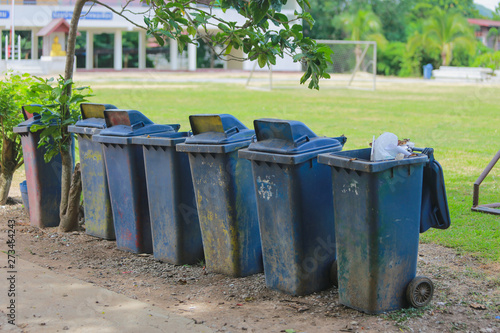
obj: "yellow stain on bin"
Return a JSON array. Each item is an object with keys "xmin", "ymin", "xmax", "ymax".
[
  {"xmin": 82, "ymin": 150, "xmax": 103, "ymax": 163},
  {"xmin": 190, "ymin": 115, "xmax": 225, "ymax": 135},
  {"xmin": 81, "ymin": 104, "xmax": 106, "ymax": 119}
]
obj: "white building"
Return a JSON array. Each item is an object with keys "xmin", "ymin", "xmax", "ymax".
[{"xmin": 0, "ymin": 0, "xmax": 301, "ymax": 74}]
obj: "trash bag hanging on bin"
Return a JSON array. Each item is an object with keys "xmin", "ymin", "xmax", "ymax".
[
  {"xmin": 318, "ymin": 147, "xmax": 450, "ymax": 314},
  {"xmin": 132, "ymin": 131, "xmax": 204, "ymax": 265},
  {"xmin": 414, "ymin": 148, "xmax": 451, "ymax": 233},
  {"xmin": 13, "ymin": 105, "xmax": 71, "ymax": 228},
  {"xmin": 68, "ymin": 103, "xmax": 117, "ymax": 240},
  {"xmin": 239, "ymin": 118, "xmax": 346, "ymax": 296},
  {"xmin": 176, "ymin": 114, "xmax": 263, "ymax": 277},
  {"xmin": 94, "ymin": 110, "xmax": 179, "ymax": 254}
]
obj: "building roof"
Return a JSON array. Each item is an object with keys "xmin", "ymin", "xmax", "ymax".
[
  {"xmin": 468, "ymin": 18, "xmax": 500, "ymax": 28},
  {"xmin": 37, "ymin": 18, "xmax": 71, "ymax": 37}
]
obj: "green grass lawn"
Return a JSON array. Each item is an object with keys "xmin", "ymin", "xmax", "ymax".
[{"xmin": 89, "ymin": 80, "xmax": 500, "ymax": 262}]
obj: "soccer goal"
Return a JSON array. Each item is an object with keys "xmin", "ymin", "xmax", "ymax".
[
  {"xmin": 317, "ymin": 40, "xmax": 377, "ymax": 91},
  {"xmin": 245, "ymin": 40, "xmax": 377, "ymax": 91}
]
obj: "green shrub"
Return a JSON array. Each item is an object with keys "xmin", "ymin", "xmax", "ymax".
[{"xmin": 472, "ymin": 51, "xmax": 500, "ymax": 70}]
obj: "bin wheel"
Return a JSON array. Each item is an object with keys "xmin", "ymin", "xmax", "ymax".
[
  {"xmin": 406, "ymin": 276, "xmax": 434, "ymax": 308},
  {"xmin": 330, "ymin": 260, "xmax": 338, "ymax": 288}
]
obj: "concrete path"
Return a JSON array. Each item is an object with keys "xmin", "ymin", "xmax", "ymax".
[{"xmin": 0, "ymin": 259, "xmax": 212, "ymax": 333}]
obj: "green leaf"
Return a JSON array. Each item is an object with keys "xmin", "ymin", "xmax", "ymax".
[
  {"xmin": 187, "ymin": 26, "xmax": 197, "ymax": 36},
  {"xmin": 258, "ymin": 53, "xmax": 268, "ymax": 68},
  {"xmin": 270, "ymin": 0, "xmax": 282, "ymax": 11},
  {"xmin": 249, "ymin": 0, "xmax": 270, "ymax": 24},
  {"xmin": 298, "ymin": 12, "xmax": 315, "ymax": 29}
]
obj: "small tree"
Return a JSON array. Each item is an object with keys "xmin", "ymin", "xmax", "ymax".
[
  {"xmin": 0, "ymin": 72, "xmax": 36, "ymax": 204},
  {"xmin": 28, "ymin": 76, "xmax": 92, "ymax": 232}
]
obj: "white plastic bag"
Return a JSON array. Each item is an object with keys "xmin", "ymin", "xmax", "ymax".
[
  {"xmin": 372, "ymin": 132, "xmax": 398, "ymax": 161},
  {"xmin": 372, "ymin": 132, "xmax": 413, "ymax": 161}
]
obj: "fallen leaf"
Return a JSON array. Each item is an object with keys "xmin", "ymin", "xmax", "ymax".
[{"xmin": 470, "ymin": 303, "xmax": 486, "ymax": 310}]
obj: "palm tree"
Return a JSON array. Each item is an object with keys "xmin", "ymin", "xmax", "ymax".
[
  {"xmin": 419, "ymin": 7, "xmax": 476, "ymax": 66},
  {"xmin": 339, "ymin": 10, "xmax": 386, "ymax": 43},
  {"xmin": 338, "ymin": 10, "xmax": 388, "ymax": 65}
]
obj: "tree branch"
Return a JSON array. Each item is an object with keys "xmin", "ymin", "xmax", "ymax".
[{"xmin": 93, "ymin": 0, "xmax": 148, "ymax": 30}]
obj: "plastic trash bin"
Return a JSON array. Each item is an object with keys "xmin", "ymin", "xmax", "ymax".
[
  {"xmin": 132, "ymin": 131, "xmax": 204, "ymax": 265},
  {"xmin": 317, "ymin": 148, "xmax": 450, "ymax": 313},
  {"xmin": 13, "ymin": 105, "xmax": 64, "ymax": 227},
  {"xmin": 94, "ymin": 110, "xmax": 178, "ymax": 254},
  {"xmin": 176, "ymin": 114, "xmax": 263, "ymax": 277},
  {"xmin": 20, "ymin": 180, "xmax": 29, "ymax": 215},
  {"xmin": 68, "ymin": 103, "xmax": 117, "ymax": 240},
  {"xmin": 239, "ymin": 118, "xmax": 346, "ymax": 295},
  {"xmin": 423, "ymin": 63, "xmax": 433, "ymax": 79}
]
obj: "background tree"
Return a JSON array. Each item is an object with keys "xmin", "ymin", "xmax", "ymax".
[
  {"xmin": 408, "ymin": 0, "xmax": 479, "ymax": 21},
  {"xmin": 337, "ymin": 9, "xmax": 387, "ymax": 44},
  {"xmin": 0, "ymin": 73, "xmax": 35, "ymax": 204},
  {"xmin": 336, "ymin": 9, "xmax": 387, "ymax": 63},
  {"xmin": 143, "ymin": 0, "xmax": 332, "ymax": 89},
  {"xmin": 408, "ymin": 7, "xmax": 476, "ymax": 66}
]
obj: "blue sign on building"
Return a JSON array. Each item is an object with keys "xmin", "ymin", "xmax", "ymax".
[
  {"xmin": 52, "ymin": 11, "xmax": 112, "ymax": 20},
  {"xmin": 0, "ymin": 10, "xmax": 9, "ymax": 19}
]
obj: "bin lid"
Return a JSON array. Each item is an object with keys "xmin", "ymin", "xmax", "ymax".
[
  {"xmin": 68, "ymin": 103, "xmax": 118, "ymax": 134},
  {"xmin": 248, "ymin": 118, "xmax": 344, "ymax": 154},
  {"xmin": 75, "ymin": 103, "xmax": 118, "ymax": 129},
  {"xmin": 131, "ymin": 131, "xmax": 189, "ymax": 147},
  {"xmin": 184, "ymin": 114, "xmax": 254, "ymax": 145},
  {"xmin": 93, "ymin": 110, "xmax": 179, "ymax": 144},
  {"xmin": 100, "ymin": 110, "xmax": 179, "ymax": 137}
]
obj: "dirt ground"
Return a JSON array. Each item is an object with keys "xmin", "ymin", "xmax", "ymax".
[{"xmin": 1, "ymin": 199, "xmax": 499, "ymax": 333}]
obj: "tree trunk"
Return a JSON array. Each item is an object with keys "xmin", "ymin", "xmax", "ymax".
[
  {"xmin": 58, "ymin": 162, "xmax": 82, "ymax": 233},
  {"xmin": 0, "ymin": 137, "xmax": 21, "ymax": 205},
  {"xmin": 0, "ymin": 169, "xmax": 14, "ymax": 205},
  {"xmin": 56, "ymin": 0, "xmax": 87, "ymax": 232},
  {"xmin": 65, "ymin": 0, "xmax": 87, "ymax": 82},
  {"xmin": 354, "ymin": 44, "xmax": 362, "ymax": 66},
  {"xmin": 441, "ymin": 51, "xmax": 447, "ymax": 66}
]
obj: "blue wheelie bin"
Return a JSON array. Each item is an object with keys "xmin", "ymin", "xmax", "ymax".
[
  {"xmin": 13, "ymin": 105, "xmax": 64, "ymax": 228},
  {"xmin": 176, "ymin": 114, "xmax": 263, "ymax": 277},
  {"xmin": 239, "ymin": 119, "xmax": 346, "ymax": 295},
  {"xmin": 68, "ymin": 103, "xmax": 117, "ymax": 239},
  {"xmin": 132, "ymin": 131, "xmax": 204, "ymax": 265},
  {"xmin": 20, "ymin": 180, "xmax": 29, "ymax": 215},
  {"xmin": 94, "ymin": 110, "xmax": 178, "ymax": 254},
  {"xmin": 317, "ymin": 148, "xmax": 450, "ymax": 313}
]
